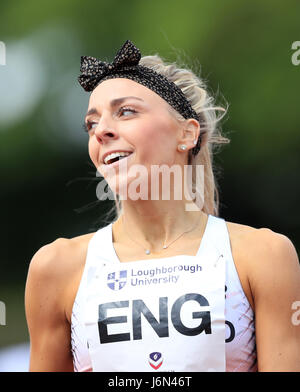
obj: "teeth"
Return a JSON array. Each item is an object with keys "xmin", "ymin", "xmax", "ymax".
[{"xmin": 104, "ymin": 151, "xmax": 132, "ymax": 165}]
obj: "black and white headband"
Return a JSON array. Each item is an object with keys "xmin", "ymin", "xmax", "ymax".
[{"xmin": 78, "ymin": 40, "xmax": 201, "ymax": 155}]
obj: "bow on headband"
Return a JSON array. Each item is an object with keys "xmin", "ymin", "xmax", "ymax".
[{"xmin": 78, "ymin": 40, "xmax": 141, "ymax": 92}]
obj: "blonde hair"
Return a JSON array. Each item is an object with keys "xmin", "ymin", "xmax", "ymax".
[{"xmin": 108, "ymin": 54, "xmax": 230, "ymax": 221}]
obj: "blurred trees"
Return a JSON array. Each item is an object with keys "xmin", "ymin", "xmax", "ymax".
[{"xmin": 0, "ymin": 0, "xmax": 299, "ymax": 347}]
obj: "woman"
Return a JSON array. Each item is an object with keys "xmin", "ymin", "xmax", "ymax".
[{"xmin": 25, "ymin": 40, "xmax": 300, "ymax": 372}]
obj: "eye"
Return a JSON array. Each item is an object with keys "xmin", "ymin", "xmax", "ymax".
[
  {"xmin": 83, "ymin": 120, "xmax": 98, "ymax": 132},
  {"xmin": 118, "ymin": 106, "xmax": 137, "ymax": 117}
]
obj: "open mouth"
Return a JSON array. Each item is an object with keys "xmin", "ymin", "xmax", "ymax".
[{"xmin": 104, "ymin": 151, "xmax": 134, "ymax": 166}]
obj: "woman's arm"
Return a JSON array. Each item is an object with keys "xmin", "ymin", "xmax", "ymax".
[
  {"xmin": 247, "ymin": 228, "xmax": 300, "ymax": 371},
  {"xmin": 25, "ymin": 240, "xmax": 74, "ymax": 372}
]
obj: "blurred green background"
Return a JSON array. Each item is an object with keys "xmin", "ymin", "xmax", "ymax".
[{"xmin": 0, "ymin": 0, "xmax": 299, "ymax": 356}]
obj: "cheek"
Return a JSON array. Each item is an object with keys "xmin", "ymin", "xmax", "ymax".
[
  {"xmin": 138, "ymin": 120, "xmax": 177, "ymax": 164},
  {"xmin": 88, "ymin": 137, "xmax": 99, "ymax": 167}
]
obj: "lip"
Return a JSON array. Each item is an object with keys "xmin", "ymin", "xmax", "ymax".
[
  {"xmin": 102, "ymin": 149, "xmax": 134, "ymax": 165},
  {"xmin": 101, "ymin": 151, "xmax": 135, "ymax": 169}
]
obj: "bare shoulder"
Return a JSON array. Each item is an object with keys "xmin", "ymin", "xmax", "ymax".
[
  {"xmin": 225, "ymin": 219, "xmax": 300, "ymax": 304},
  {"xmin": 26, "ymin": 232, "xmax": 95, "ymax": 321},
  {"xmin": 226, "ymin": 219, "xmax": 299, "ymax": 269},
  {"xmin": 28, "ymin": 232, "xmax": 94, "ymax": 282}
]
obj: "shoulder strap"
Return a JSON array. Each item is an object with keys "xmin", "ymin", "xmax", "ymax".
[
  {"xmin": 196, "ymin": 215, "xmax": 229, "ymax": 268},
  {"xmin": 88, "ymin": 223, "xmax": 118, "ymax": 264}
]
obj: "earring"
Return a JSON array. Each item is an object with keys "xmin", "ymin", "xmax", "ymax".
[
  {"xmin": 193, "ymin": 140, "xmax": 197, "ymax": 145},
  {"xmin": 179, "ymin": 144, "xmax": 187, "ymax": 151}
]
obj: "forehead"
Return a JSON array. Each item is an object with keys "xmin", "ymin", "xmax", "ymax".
[{"xmin": 88, "ymin": 77, "xmax": 169, "ymax": 109}]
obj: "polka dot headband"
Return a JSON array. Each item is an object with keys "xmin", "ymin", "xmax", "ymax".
[{"xmin": 78, "ymin": 40, "xmax": 201, "ymax": 156}]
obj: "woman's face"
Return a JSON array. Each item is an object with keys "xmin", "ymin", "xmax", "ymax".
[{"xmin": 85, "ymin": 78, "xmax": 185, "ymax": 198}]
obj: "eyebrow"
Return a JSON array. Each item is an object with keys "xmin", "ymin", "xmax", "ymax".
[{"xmin": 85, "ymin": 96, "xmax": 144, "ymax": 119}]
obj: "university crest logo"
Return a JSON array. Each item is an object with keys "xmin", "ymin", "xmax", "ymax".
[{"xmin": 107, "ymin": 270, "xmax": 127, "ymax": 291}]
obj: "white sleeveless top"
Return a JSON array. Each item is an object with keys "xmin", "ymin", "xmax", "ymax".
[{"xmin": 70, "ymin": 214, "xmax": 257, "ymax": 372}]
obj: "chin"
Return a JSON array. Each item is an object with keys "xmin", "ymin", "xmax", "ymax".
[{"xmin": 113, "ymin": 174, "xmax": 152, "ymax": 201}]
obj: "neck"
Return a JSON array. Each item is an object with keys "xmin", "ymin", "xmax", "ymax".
[{"xmin": 114, "ymin": 198, "xmax": 207, "ymax": 253}]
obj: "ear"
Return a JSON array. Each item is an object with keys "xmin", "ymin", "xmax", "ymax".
[{"xmin": 177, "ymin": 118, "xmax": 200, "ymax": 151}]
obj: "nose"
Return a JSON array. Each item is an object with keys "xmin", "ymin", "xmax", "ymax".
[{"xmin": 95, "ymin": 120, "xmax": 119, "ymax": 144}]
